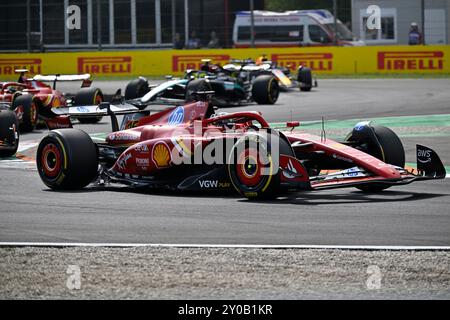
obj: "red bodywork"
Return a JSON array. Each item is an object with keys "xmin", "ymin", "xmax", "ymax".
[
  {"xmin": 102, "ymin": 101, "xmax": 416, "ymax": 190},
  {"xmin": 0, "ymin": 79, "xmax": 66, "ymax": 126},
  {"xmin": 0, "ymin": 79, "xmax": 66, "ymax": 107}
]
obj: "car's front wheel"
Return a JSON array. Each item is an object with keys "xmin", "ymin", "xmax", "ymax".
[
  {"xmin": 228, "ymin": 133, "xmax": 280, "ymax": 200},
  {"xmin": 252, "ymin": 75, "xmax": 279, "ymax": 105},
  {"xmin": 346, "ymin": 125, "xmax": 405, "ymax": 192},
  {"xmin": 73, "ymin": 87, "xmax": 104, "ymax": 124}
]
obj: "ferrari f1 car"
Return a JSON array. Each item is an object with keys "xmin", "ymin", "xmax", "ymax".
[
  {"xmin": 36, "ymin": 94, "xmax": 446, "ymax": 199},
  {"xmin": 0, "ymin": 70, "xmax": 104, "ymax": 132}
]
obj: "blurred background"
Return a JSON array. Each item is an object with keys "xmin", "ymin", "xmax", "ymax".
[{"xmin": 0, "ymin": 0, "xmax": 448, "ymax": 52}]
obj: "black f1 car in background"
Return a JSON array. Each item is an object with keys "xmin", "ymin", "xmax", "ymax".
[
  {"xmin": 124, "ymin": 68, "xmax": 280, "ymax": 108},
  {"xmin": 220, "ymin": 56, "xmax": 317, "ymax": 92},
  {"xmin": 35, "ymin": 94, "xmax": 446, "ymax": 199}
]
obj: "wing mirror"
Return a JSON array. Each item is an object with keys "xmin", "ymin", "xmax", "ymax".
[{"xmin": 287, "ymin": 121, "xmax": 300, "ymax": 131}]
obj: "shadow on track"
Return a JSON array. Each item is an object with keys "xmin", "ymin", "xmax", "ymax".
[
  {"xmin": 239, "ymin": 190, "xmax": 448, "ymax": 206},
  {"xmin": 43, "ymin": 185, "xmax": 448, "ymax": 205}
]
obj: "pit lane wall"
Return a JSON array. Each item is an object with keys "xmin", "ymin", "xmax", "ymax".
[{"xmin": 0, "ymin": 45, "xmax": 449, "ymax": 80}]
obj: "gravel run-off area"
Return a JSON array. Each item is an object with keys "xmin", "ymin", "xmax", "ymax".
[{"xmin": 0, "ymin": 247, "xmax": 449, "ymax": 300}]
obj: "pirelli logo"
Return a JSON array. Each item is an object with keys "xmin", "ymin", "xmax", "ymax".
[
  {"xmin": 0, "ymin": 58, "xmax": 42, "ymax": 76},
  {"xmin": 172, "ymin": 54, "xmax": 230, "ymax": 72},
  {"xmin": 271, "ymin": 53, "xmax": 333, "ymax": 71},
  {"xmin": 378, "ymin": 51, "xmax": 444, "ymax": 71},
  {"xmin": 77, "ymin": 56, "xmax": 132, "ymax": 74}
]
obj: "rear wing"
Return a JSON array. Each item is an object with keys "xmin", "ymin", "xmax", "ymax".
[
  {"xmin": 51, "ymin": 102, "xmax": 141, "ymax": 118},
  {"xmin": 47, "ymin": 102, "xmax": 148, "ymax": 132},
  {"xmin": 32, "ymin": 74, "xmax": 92, "ymax": 89}
]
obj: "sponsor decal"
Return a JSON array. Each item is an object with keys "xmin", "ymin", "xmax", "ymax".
[
  {"xmin": 172, "ymin": 54, "xmax": 230, "ymax": 72},
  {"xmin": 108, "ymin": 131, "xmax": 141, "ymax": 141},
  {"xmin": 198, "ymin": 180, "xmax": 231, "ymax": 189},
  {"xmin": 76, "ymin": 106, "xmax": 90, "ymax": 113},
  {"xmin": 244, "ymin": 192, "xmax": 258, "ymax": 198},
  {"xmin": 168, "ymin": 106, "xmax": 185, "ymax": 125},
  {"xmin": 136, "ymin": 158, "xmax": 150, "ymax": 167},
  {"xmin": 342, "ymin": 167, "xmax": 360, "ymax": 177},
  {"xmin": 77, "ymin": 56, "xmax": 132, "ymax": 74},
  {"xmin": 134, "ymin": 144, "xmax": 149, "ymax": 153},
  {"xmin": 0, "ymin": 58, "xmax": 42, "ymax": 76},
  {"xmin": 271, "ymin": 53, "xmax": 333, "ymax": 71},
  {"xmin": 377, "ymin": 51, "xmax": 444, "ymax": 71},
  {"xmin": 333, "ymin": 154, "xmax": 353, "ymax": 163},
  {"xmin": 417, "ymin": 149, "xmax": 432, "ymax": 164},
  {"xmin": 152, "ymin": 142, "xmax": 171, "ymax": 168},
  {"xmin": 117, "ymin": 153, "xmax": 132, "ymax": 170}
]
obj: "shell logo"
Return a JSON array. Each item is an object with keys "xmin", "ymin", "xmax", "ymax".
[
  {"xmin": 152, "ymin": 142, "xmax": 171, "ymax": 168},
  {"xmin": 52, "ymin": 96, "xmax": 61, "ymax": 107}
]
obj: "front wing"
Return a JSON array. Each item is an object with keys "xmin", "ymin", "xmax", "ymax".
[{"xmin": 306, "ymin": 145, "xmax": 446, "ymax": 191}]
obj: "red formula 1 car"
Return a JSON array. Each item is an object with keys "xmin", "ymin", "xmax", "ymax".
[
  {"xmin": 0, "ymin": 70, "xmax": 104, "ymax": 132},
  {"xmin": 35, "ymin": 94, "xmax": 446, "ymax": 199}
]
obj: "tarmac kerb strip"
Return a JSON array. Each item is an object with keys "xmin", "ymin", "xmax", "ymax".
[{"xmin": 0, "ymin": 243, "xmax": 449, "ymax": 251}]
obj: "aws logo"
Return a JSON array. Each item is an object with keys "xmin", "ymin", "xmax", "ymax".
[{"xmin": 417, "ymin": 149, "xmax": 432, "ymax": 164}]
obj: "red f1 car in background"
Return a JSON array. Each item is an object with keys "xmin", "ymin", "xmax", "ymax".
[
  {"xmin": 35, "ymin": 92, "xmax": 446, "ymax": 199},
  {"xmin": 0, "ymin": 70, "xmax": 104, "ymax": 132}
]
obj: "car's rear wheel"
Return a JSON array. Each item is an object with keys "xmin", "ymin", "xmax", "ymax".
[
  {"xmin": 347, "ymin": 125, "xmax": 405, "ymax": 192},
  {"xmin": 36, "ymin": 129, "xmax": 98, "ymax": 190},
  {"xmin": 0, "ymin": 109, "xmax": 19, "ymax": 157},
  {"xmin": 12, "ymin": 95, "xmax": 38, "ymax": 132},
  {"xmin": 125, "ymin": 78, "xmax": 150, "ymax": 100},
  {"xmin": 73, "ymin": 87, "xmax": 104, "ymax": 124},
  {"xmin": 298, "ymin": 67, "xmax": 312, "ymax": 92},
  {"xmin": 228, "ymin": 133, "xmax": 280, "ymax": 200},
  {"xmin": 252, "ymin": 75, "xmax": 279, "ymax": 105}
]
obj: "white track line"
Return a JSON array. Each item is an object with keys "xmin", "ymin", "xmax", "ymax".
[{"xmin": 0, "ymin": 242, "xmax": 449, "ymax": 251}]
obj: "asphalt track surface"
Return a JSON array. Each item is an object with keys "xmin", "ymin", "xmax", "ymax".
[{"xmin": 1, "ymin": 79, "xmax": 450, "ymax": 246}]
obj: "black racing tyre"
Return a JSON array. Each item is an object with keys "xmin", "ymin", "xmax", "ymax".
[
  {"xmin": 12, "ymin": 95, "xmax": 38, "ymax": 132},
  {"xmin": 125, "ymin": 78, "xmax": 150, "ymax": 100},
  {"xmin": 185, "ymin": 79, "xmax": 212, "ymax": 102},
  {"xmin": 0, "ymin": 109, "xmax": 19, "ymax": 157},
  {"xmin": 228, "ymin": 133, "xmax": 280, "ymax": 200},
  {"xmin": 73, "ymin": 87, "xmax": 104, "ymax": 123},
  {"xmin": 298, "ymin": 67, "xmax": 312, "ymax": 92},
  {"xmin": 251, "ymin": 75, "xmax": 279, "ymax": 105},
  {"xmin": 352, "ymin": 125, "xmax": 405, "ymax": 192},
  {"xmin": 36, "ymin": 129, "xmax": 98, "ymax": 190}
]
